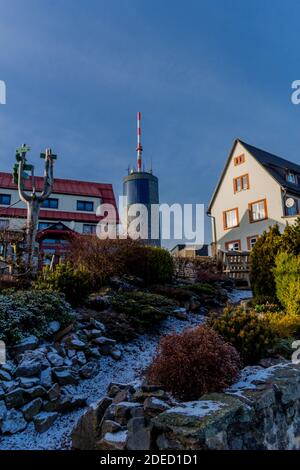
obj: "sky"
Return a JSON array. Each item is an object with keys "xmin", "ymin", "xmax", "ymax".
[{"xmin": 1, "ymin": 0, "xmax": 300, "ymax": 247}]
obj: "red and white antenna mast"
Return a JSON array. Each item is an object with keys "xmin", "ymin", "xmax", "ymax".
[{"xmin": 136, "ymin": 111, "xmax": 143, "ymax": 172}]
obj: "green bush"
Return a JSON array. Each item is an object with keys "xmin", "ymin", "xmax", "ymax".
[
  {"xmin": 34, "ymin": 262, "xmax": 93, "ymax": 306},
  {"xmin": 209, "ymin": 306, "xmax": 275, "ymax": 365},
  {"xmin": 250, "ymin": 224, "xmax": 282, "ymax": 302},
  {"xmin": 0, "ymin": 290, "xmax": 73, "ymax": 344},
  {"xmin": 128, "ymin": 246, "xmax": 174, "ymax": 285},
  {"xmin": 69, "ymin": 237, "xmax": 174, "ymax": 287},
  {"xmin": 274, "ymin": 251, "xmax": 300, "ymax": 316},
  {"xmin": 250, "ymin": 219, "xmax": 300, "ymax": 303},
  {"xmin": 111, "ymin": 291, "xmax": 176, "ymax": 330}
]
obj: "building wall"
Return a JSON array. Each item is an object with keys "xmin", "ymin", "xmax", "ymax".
[
  {"xmin": 0, "ymin": 188, "xmax": 102, "ymax": 234},
  {"xmin": 210, "ymin": 141, "xmax": 287, "ymax": 251}
]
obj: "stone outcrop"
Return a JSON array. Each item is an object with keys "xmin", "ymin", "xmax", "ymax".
[{"xmin": 71, "ymin": 362, "xmax": 300, "ymax": 450}]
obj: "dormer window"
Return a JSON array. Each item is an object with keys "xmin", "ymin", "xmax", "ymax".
[{"xmin": 286, "ymin": 171, "xmax": 297, "ymax": 184}]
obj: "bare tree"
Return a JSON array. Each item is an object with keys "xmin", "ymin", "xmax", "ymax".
[{"xmin": 14, "ymin": 144, "xmax": 57, "ymax": 273}]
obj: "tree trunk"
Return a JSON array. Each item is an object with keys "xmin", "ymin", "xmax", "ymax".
[{"xmin": 26, "ymin": 198, "xmax": 40, "ymax": 272}]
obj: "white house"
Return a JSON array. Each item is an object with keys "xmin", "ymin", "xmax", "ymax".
[
  {"xmin": 207, "ymin": 139, "xmax": 300, "ymax": 253},
  {"xmin": 0, "ymin": 172, "xmax": 117, "ymax": 264}
]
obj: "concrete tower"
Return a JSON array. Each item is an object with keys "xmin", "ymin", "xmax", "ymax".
[{"xmin": 123, "ymin": 113, "xmax": 160, "ymax": 247}]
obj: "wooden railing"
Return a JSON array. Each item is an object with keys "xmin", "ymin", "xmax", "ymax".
[{"xmin": 219, "ymin": 250, "xmax": 251, "ymax": 285}]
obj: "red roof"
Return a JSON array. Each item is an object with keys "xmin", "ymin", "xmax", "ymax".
[
  {"xmin": 0, "ymin": 172, "xmax": 117, "ymax": 205},
  {"xmin": 0, "ymin": 172, "xmax": 118, "ymax": 223}
]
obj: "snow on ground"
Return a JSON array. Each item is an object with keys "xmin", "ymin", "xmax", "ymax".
[
  {"xmin": 227, "ymin": 289, "xmax": 252, "ymax": 304},
  {"xmin": 0, "ymin": 289, "xmax": 248, "ymax": 450}
]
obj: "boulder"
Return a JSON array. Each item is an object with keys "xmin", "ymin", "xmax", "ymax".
[
  {"xmin": 1, "ymin": 408, "xmax": 27, "ymax": 434},
  {"xmin": 76, "ymin": 351, "xmax": 87, "ymax": 366},
  {"xmin": 48, "ymin": 383, "xmax": 61, "ymax": 401},
  {"xmin": 12, "ymin": 336, "xmax": 39, "ymax": 355},
  {"xmin": 114, "ymin": 402, "xmax": 143, "ymax": 426},
  {"xmin": 47, "ymin": 321, "xmax": 61, "ymax": 335},
  {"xmin": 58, "ymin": 393, "xmax": 86, "ymax": 412},
  {"xmin": 0, "ymin": 369, "xmax": 12, "ymax": 381},
  {"xmin": 110, "ymin": 348, "xmax": 122, "ymax": 361},
  {"xmin": 72, "ymin": 396, "xmax": 112, "ymax": 450},
  {"xmin": 15, "ymin": 358, "xmax": 42, "ymax": 378},
  {"xmin": 1, "ymin": 380, "xmax": 18, "ymax": 393},
  {"xmin": 62, "ymin": 335, "xmax": 85, "ymax": 351},
  {"xmin": 21, "ymin": 397, "xmax": 43, "ymax": 421},
  {"xmin": 33, "ymin": 411, "xmax": 58, "ymax": 433},
  {"xmin": 40, "ymin": 368, "xmax": 53, "ymax": 389},
  {"xmin": 101, "ymin": 419, "xmax": 122, "ymax": 435},
  {"xmin": 5, "ymin": 387, "xmax": 26, "ymax": 408},
  {"xmin": 143, "ymin": 397, "xmax": 171, "ymax": 416},
  {"xmin": 83, "ymin": 329, "xmax": 103, "ymax": 339},
  {"xmin": 24, "ymin": 385, "xmax": 47, "ymax": 400},
  {"xmin": 127, "ymin": 417, "xmax": 153, "ymax": 450},
  {"xmin": 107, "ymin": 383, "xmax": 136, "ymax": 398},
  {"xmin": 53, "ymin": 368, "xmax": 78, "ymax": 386},
  {"xmin": 18, "ymin": 377, "xmax": 40, "ymax": 389},
  {"xmin": 97, "ymin": 430, "xmax": 128, "ymax": 450},
  {"xmin": 47, "ymin": 352, "xmax": 64, "ymax": 368}
]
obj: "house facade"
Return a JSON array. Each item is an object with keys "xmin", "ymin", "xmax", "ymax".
[
  {"xmin": 207, "ymin": 139, "xmax": 300, "ymax": 253},
  {"xmin": 0, "ymin": 172, "xmax": 117, "ymax": 264}
]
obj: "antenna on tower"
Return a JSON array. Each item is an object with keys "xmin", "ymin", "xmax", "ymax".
[{"xmin": 136, "ymin": 112, "xmax": 143, "ymax": 172}]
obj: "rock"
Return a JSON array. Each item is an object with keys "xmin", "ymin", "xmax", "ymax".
[
  {"xmin": 0, "ymin": 387, "xmax": 4, "ymax": 400},
  {"xmin": 53, "ymin": 368, "xmax": 78, "ymax": 386},
  {"xmin": 48, "ymin": 383, "xmax": 61, "ymax": 401},
  {"xmin": 62, "ymin": 335, "xmax": 85, "ymax": 351},
  {"xmin": 107, "ymin": 383, "xmax": 136, "ymax": 398},
  {"xmin": 0, "ymin": 400, "xmax": 7, "ymax": 425},
  {"xmin": 33, "ymin": 411, "xmax": 58, "ymax": 433},
  {"xmin": 101, "ymin": 419, "xmax": 122, "ymax": 435},
  {"xmin": 110, "ymin": 348, "xmax": 122, "ymax": 361},
  {"xmin": 18, "ymin": 377, "xmax": 40, "ymax": 389},
  {"xmin": 92, "ymin": 336, "xmax": 116, "ymax": 347},
  {"xmin": 97, "ymin": 430, "xmax": 128, "ymax": 450},
  {"xmin": 1, "ymin": 363, "xmax": 15, "ymax": 375},
  {"xmin": 22, "ymin": 397, "xmax": 43, "ymax": 421},
  {"xmin": 113, "ymin": 389, "xmax": 133, "ymax": 404},
  {"xmin": 72, "ymin": 396, "xmax": 113, "ymax": 450},
  {"xmin": 5, "ymin": 387, "xmax": 26, "ymax": 408},
  {"xmin": 89, "ymin": 348, "xmax": 101, "ymax": 358},
  {"xmin": 79, "ymin": 361, "xmax": 98, "ymax": 379},
  {"xmin": 83, "ymin": 329, "xmax": 103, "ymax": 339},
  {"xmin": 1, "ymin": 409, "xmax": 27, "ymax": 434},
  {"xmin": 24, "ymin": 386, "xmax": 47, "ymax": 400},
  {"xmin": 127, "ymin": 417, "xmax": 153, "ymax": 450},
  {"xmin": 114, "ymin": 402, "xmax": 143, "ymax": 426},
  {"xmin": 133, "ymin": 388, "xmax": 170, "ymax": 402},
  {"xmin": 12, "ymin": 336, "xmax": 39, "ymax": 355},
  {"xmin": 47, "ymin": 321, "xmax": 61, "ymax": 335},
  {"xmin": 76, "ymin": 351, "xmax": 87, "ymax": 366},
  {"xmin": 58, "ymin": 393, "xmax": 86, "ymax": 412},
  {"xmin": 15, "ymin": 358, "xmax": 42, "ymax": 378},
  {"xmin": 67, "ymin": 349, "xmax": 76, "ymax": 359},
  {"xmin": 90, "ymin": 318, "xmax": 106, "ymax": 332},
  {"xmin": 1, "ymin": 380, "xmax": 18, "ymax": 393},
  {"xmin": 19, "ymin": 349, "xmax": 50, "ymax": 370},
  {"xmin": 0, "ymin": 369, "xmax": 12, "ymax": 381},
  {"xmin": 47, "ymin": 352, "xmax": 64, "ymax": 367},
  {"xmin": 40, "ymin": 368, "xmax": 53, "ymax": 389},
  {"xmin": 143, "ymin": 397, "xmax": 171, "ymax": 416}
]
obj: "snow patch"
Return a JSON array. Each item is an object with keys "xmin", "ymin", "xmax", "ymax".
[{"xmin": 165, "ymin": 400, "xmax": 224, "ymax": 418}]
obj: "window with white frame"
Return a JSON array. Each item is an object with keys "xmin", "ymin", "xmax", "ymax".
[
  {"xmin": 223, "ymin": 208, "xmax": 239, "ymax": 229},
  {"xmin": 249, "ymin": 199, "xmax": 267, "ymax": 222},
  {"xmin": 226, "ymin": 240, "xmax": 241, "ymax": 251}
]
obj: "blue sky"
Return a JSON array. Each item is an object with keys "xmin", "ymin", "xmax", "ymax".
[{"xmin": 0, "ymin": 0, "xmax": 300, "ymax": 247}]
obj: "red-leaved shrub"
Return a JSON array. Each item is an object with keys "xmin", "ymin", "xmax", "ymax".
[{"xmin": 146, "ymin": 325, "xmax": 241, "ymax": 400}]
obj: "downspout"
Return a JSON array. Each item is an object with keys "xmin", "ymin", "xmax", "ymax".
[{"xmin": 207, "ymin": 212, "xmax": 217, "ymax": 258}]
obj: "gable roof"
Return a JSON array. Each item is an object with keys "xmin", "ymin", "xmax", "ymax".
[{"xmin": 207, "ymin": 139, "xmax": 300, "ymax": 213}]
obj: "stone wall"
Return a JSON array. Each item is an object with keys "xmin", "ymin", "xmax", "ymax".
[
  {"xmin": 72, "ymin": 362, "xmax": 300, "ymax": 450},
  {"xmin": 174, "ymin": 257, "xmax": 220, "ymax": 281}
]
